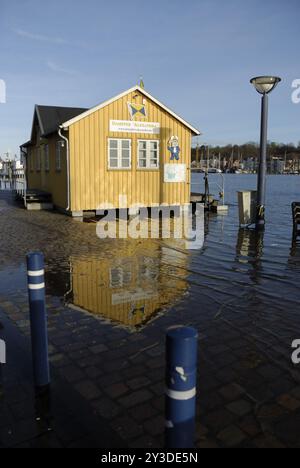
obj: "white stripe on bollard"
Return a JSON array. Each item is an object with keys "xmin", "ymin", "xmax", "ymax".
[
  {"xmin": 28, "ymin": 270, "xmax": 45, "ymax": 277},
  {"xmin": 165, "ymin": 387, "xmax": 196, "ymax": 401},
  {"xmin": 28, "ymin": 283, "xmax": 45, "ymax": 290}
]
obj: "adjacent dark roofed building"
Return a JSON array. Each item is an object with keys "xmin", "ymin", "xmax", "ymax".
[{"xmin": 36, "ymin": 105, "xmax": 88, "ymax": 137}]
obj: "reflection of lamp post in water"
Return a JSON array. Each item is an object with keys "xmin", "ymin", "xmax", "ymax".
[
  {"xmin": 250, "ymin": 76, "xmax": 281, "ymax": 229},
  {"xmin": 236, "ymin": 228, "xmax": 265, "ymax": 284}
]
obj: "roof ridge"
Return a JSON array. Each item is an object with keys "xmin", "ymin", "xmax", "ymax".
[{"xmin": 61, "ymin": 86, "xmax": 201, "ymax": 135}]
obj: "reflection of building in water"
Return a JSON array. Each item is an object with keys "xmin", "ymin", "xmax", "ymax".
[
  {"xmin": 288, "ymin": 241, "xmax": 300, "ymax": 272},
  {"xmin": 66, "ymin": 243, "xmax": 189, "ymax": 329}
]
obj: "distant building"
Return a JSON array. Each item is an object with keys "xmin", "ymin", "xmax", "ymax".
[
  {"xmin": 269, "ymin": 157, "xmax": 285, "ymax": 174},
  {"xmin": 241, "ymin": 158, "xmax": 258, "ymax": 173}
]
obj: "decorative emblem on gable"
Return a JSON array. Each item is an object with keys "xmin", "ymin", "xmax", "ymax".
[{"xmin": 127, "ymin": 102, "xmax": 147, "ymax": 120}]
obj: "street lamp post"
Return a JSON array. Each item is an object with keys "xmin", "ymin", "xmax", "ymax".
[{"xmin": 250, "ymin": 76, "xmax": 281, "ymax": 229}]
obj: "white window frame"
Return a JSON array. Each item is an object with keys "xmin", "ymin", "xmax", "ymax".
[
  {"xmin": 56, "ymin": 141, "xmax": 63, "ymax": 172},
  {"xmin": 110, "ymin": 266, "xmax": 132, "ymax": 289},
  {"xmin": 137, "ymin": 139, "xmax": 160, "ymax": 169},
  {"xmin": 43, "ymin": 144, "xmax": 50, "ymax": 172},
  {"xmin": 108, "ymin": 138, "xmax": 132, "ymax": 170}
]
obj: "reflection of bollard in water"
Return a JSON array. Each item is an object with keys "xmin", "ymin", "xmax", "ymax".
[
  {"xmin": 165, "ymin": 326, "xmax": 198, "ymax": 448},
  {"xmin": 26, "ymin": 253, "xmax": 50, "ymax": 388},
  {"xmin": 0, "ymin": 339, "xmax": 5, "ymax": 364}
]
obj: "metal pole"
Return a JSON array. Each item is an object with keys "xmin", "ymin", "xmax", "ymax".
[
  {"xmin": 256, "ymin": 93, "xmax": 269, "ymax": 229},
  {"xmin": 26, "ymin": 252, "xmax": 50, "ymax": 388},
  {"xmin": 165, "ymin": 326, "xmax": 198, "ymax": 448}
]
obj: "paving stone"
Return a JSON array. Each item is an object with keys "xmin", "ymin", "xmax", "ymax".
[
  {"xmin": 217, "ymin": 425, "xmax": 247, "ymax": 447},
  {"xmin": 268, "ymin": 378, "xmax": 296, "ymax": 396},
  {"xmin": 200, "ymin": 375, "xmax": 221, "ymax": 392},
  {"xmin": 89, "ymin": 343, "xmax": 109, "ymax": 354},
  {"xmin": 277, "ymin": 394, "xmax": 300, "ymax": 411},
  {"xmin": 102, "ymin": 358, "xmax": 130, "ymax": 373},
  {"xmin": 273, "ymin": 412, "xmax": 300, "ymax": 446},
  {"xmin": 145, "ymin": 346, "xmax": 164, "ymax": 358},
  {"xmin": 257, "ymin": 403, "xmax": 287, "ymax": 421},
  {"xmin": 245, "ymin": 385, "xmax": 274, "ymax": 403},
  {"xmin": 253, "ymin": 434, "xmax": 286, "ymax": 448},
  {"xmin": 104, "ymin": 382, "xmax": 129, "ymax": 398},
  {"xmin": 150, "ymin": 382, "xmax": 164, "ymax": 397},
  {"xmin": 204, "ymin": 409, "xmax": 237, "ymax": 432},
  {"xmin": 74, "ymin": 380, "xmax": 101, "ymax": 400},
  {"xmin": 97, "ymin": 373, "xmax": 122, "ymax": 388},
  {"xmin": 52, "ymin": 420, "xmax": 89, "ymax": 445},
  {"xmin": 195, "ymin": 423, "xmax": 209, "ymax": 441},
  {"xmin": 218, "ymin": 383, "xmax": 245, "ymax": 401},
  {"xmin": 197, "ymin": 438, "xmax": 219, "ymax": 448},
  {"xmin": 77, "ymin": 355, "xmax": 102, "ymax": 368},
  {"xmin": 257, "ymin": 364, "xmax": 282, "ymax": 380},
  {"xmin": 9, "ymin": 400, "xmax": 35, "ymax": 420},
  {"xmin": 129, "ymin": 435, "xmax": 158, "ymax": 448},
  {"xmin": 151, "ymin": 396, "xmax": 164, "ymax": 412},
  {"xmin": 60, "ymin": 365, "xmax": 85, "ymax": 384},
  {"xmin": 291, "ymin": 387, "xmax": 300, "ymax": 400},
  {"xmin": 143, "ymin": 415, "xmax": 165, "ymax": 437},
  {"xmin": 146, "ymin": 357, "xmax": 164, "ymax": 370},
  {"xmin": 85, "ymin": 366, "xmax": 103, "ymax": 379},
  {"xmin": 198, "ymin": 392, "xmax": 224, "ymax": 412},
  {"xmin": 127, "ymin": 376, "xmax": 151, "ymax": 390},
  {"xmin": 68, "ymin": 348, "xmax": 91, "ymax": 360},
  {"xmin": 237, "ymin": 415, "xmax": 261, "ymax": 438},
  {"xmin": 226, "ymin": 399, "xmax": 252, "ymax": 417},
  {"xmin": 92, "ymin": 397, "xmax": 121, "ymax": 419},
  {"xmin": 119, "ymin": 390, "xmax": 153, "ymax": 408},
  {"xmin": 129, "ymin": 403, "xmax": 158, "ymax": 422},
  {"xmin": 110, "ymin": 416, "xmax": 143, "ymax": 440},
  {"xmin": 121, "ymin": 365, "xmax": 147, "ymax": 380}
]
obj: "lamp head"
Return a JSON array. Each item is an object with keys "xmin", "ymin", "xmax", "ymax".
[{"xmin": 250, "ymin": 76, "xmax": 281, "ymax": 95}]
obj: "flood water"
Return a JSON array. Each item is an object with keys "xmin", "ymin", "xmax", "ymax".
[{"xmin": 0, "ymin": 174, "xmax": 299, "ymax": 330}]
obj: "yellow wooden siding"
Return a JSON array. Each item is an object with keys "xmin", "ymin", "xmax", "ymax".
[
  {"xmin": 27, "ymin": 135, "xmax": 68, "ymax": 209},
  {"xmin": 69, "ymin": 90, "xmax": 192, "ymax": 212}
]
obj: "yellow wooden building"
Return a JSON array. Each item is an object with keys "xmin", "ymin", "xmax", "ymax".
[{"xmin": 21, "ymin": 85, "xmax": 200, "ymax": 216}]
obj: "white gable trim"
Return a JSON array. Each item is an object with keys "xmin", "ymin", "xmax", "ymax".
[{"xmin": 60, "ymin": 86, "xmax": 201, "ymax": 136}]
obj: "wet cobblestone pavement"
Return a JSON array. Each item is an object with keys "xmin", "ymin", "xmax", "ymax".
[{"xmin": 1, "ymin": 178, "xmax": 300, "ymax": 448}]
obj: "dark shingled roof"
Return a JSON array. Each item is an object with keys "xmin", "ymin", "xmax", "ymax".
[{"xmin": 36, "ymin": 105, "xmax": 88, "ymax": 137}]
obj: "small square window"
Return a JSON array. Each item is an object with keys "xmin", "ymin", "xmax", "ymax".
[
  {"xmin": 108, "ymin": 139, "xmax": 131, "ymax": 169},
  {"xmin": 138, "ymin": 140, "xmax": 159, "ymax": 169}
]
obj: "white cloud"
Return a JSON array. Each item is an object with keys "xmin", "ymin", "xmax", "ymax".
[
  {"xmin": 46, "ymin": 61, "xmax": 78, "ymax": 76},
  {"xmin": 14, "ymin": 28, "xmax": 70, "ymax": 44},
  {"xmin": 13, "ymin": 29, "xmax": 86, "ymax": 47}
]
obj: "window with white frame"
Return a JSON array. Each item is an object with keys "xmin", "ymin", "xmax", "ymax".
[
  {"xmin": 43, "ymin": 144, "xmax": 50, "ymax": 171},
  {"xmin": 138, "ymin": 140, "xmax": 159, "ymax": 169},
  {"xmin": 108, "ymin": 139, "xmax": 131, "ymax": 169},
  {"xmin": 56, "ymin": 141, "xmax": 63, "ymax": 171},
  {"xmin": 110, "ymin": 266, "xmax": 132, "ymax": 288},
  {"xmin": 36, "ymin": 147, "xmax": 41, "ymax": 171}
]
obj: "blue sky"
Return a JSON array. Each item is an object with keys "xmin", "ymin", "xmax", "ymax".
[{"xmin": 0, "ymin": 0, "xmax": 299, "ymax": 157}]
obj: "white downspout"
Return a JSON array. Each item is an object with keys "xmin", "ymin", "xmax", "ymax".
[
  {"xmin": 20, "ymin": 147, "xmax": 27, "ymax": 207},
  {"xmin": 58, "ymin": 126, "xmax": 70, "ymax": 212}
]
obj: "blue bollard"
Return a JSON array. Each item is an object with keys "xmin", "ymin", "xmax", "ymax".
[
  {"xmin": 26, "ymin": 252, "xmax": 50, "ymax": 388},
  {"xmin": 165, "ymin": 326, "xmax": 198, "ymax": 448}
]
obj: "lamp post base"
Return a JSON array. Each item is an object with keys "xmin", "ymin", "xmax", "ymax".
[{"xmin": 256, "ymin": 204, "xmax": 265, "ymax": 230}]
